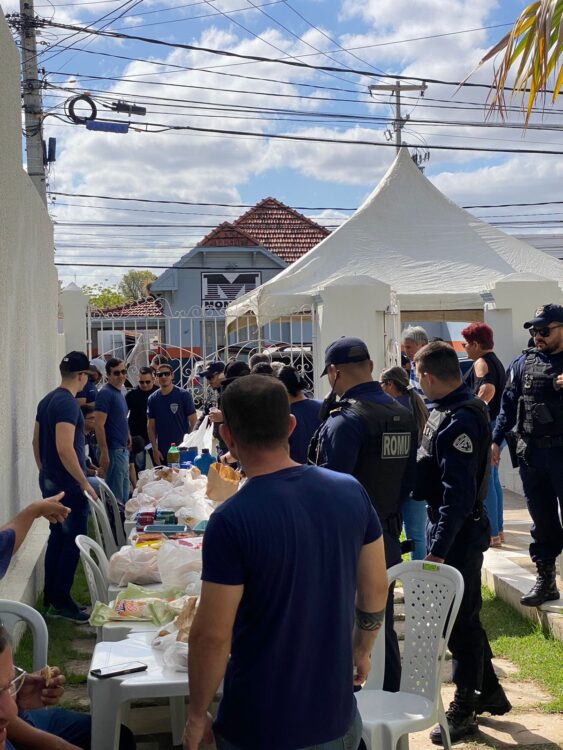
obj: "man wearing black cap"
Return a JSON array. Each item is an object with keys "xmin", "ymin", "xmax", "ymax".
[
  {"xmin": 33, "ymin": 352, "xmax": 98, "ymax": 623},
  {"xmin": 309, "ymin": 336, "xmax": 416, "ymax": 692},
  {"xmin": 492, "ymin": 303, "xmax": 563, "ymax": 606}
]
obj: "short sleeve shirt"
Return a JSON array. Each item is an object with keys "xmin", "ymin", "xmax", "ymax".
[
  {"xmin": 95, "ymin": 384, "xmax": 129, "ymax": 449},
  {"xmin": 289, "ymin": 398, "xmax": 322, "ymax": 463},
  {"xmin": 125, "ymin": 386, "xmax": 158, "ymax": 442},
  {"xmin": 76, "ymin": 379, "xmax": 97, "ymax": 404},
  {"xmin": 36, "ymin": 387, "xmax": 86, "ymax": 491},
  {"xmin": 147, "ymin": 387, "xmax": 196, "ymax": 456},
  {"xmin": 203, "ymin": 464, "xmax": 382, "ymax": 750},
  {"xmin": 0, "ymin": 529, "xmax": 15, "ymax": 579}
]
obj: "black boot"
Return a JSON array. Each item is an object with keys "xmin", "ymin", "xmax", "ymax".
[
  {"xmin": 520, "ymin": 560, "xmax": 560, "ymax": 607},
  {"xmin": 475, "ymin": 683, "xmax": 512, "ymax": 715},
  {"xmin": 430, "ymin": 688, "xmax": 478, "ymax": 745}
]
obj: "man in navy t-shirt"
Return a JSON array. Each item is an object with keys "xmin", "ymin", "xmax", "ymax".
[
  {"xmin": 94, "ymin": 358, "xmax": 131, "ymax": 505},
  {"xmin": 147, "ymin": 364, "xmax": 196, "ymax": 464},
  {"xmin": 34, "ymin": 351, "xmax": 98, "ymax": 622},
  {"xmin": 182, "ymin": 375, "xmax": 388, "ymax": 750}
]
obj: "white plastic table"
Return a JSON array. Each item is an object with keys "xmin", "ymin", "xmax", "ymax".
[
  {"xmin": 124, "ymin": 519, "xmax": 136, "ymax": 538},
  {"xmin": 88, "ymin": 632, "xmax": 188, "ymax": 750}
]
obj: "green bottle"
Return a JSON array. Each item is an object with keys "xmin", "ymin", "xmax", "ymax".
[{"xmin": 167, "ymin": 443, "xmax": 180, "ymax": 468}]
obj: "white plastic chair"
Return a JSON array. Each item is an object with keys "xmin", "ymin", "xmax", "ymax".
[
  {"xmin": 76, "ymin": 534, "xmax": 111, "ymax": 605},
  {"xmin": 84, "ymin": 491, "xmax": 119, "ymax": 558},
  {"xmin": 96, "ymin": 478, "xmax": 127, "ymax": 548},
  {"xmin": 0, "ymin": 600, "xmax": 48, "ymax": 671},
  {"xmin": 356, "ymin": 560, "xmax": 465, "ymax": 750}
]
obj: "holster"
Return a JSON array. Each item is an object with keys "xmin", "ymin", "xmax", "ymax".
[{"xmin": 505, "ymin": 431, "xmax": 519, "ymax": 469}]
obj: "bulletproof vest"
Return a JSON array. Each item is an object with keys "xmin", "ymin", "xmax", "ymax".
[
  {"xmin": 517, "ymin": 350, "xmax": 563, "ymax": 438},
  {"xmin": 416, "ymin": 398, "xmax": 490, "ymax": 513},
  {"xmin": 320, "ymin": 398, "xmax": 416, "ymax": 521}
]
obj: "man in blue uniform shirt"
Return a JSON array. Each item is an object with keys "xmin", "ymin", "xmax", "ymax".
[
  {"xmin": 34, "ymin": 351, "xmax": 98, "ymax": 622},
  {"xmin": 414, "ymin": 342, "xmax": 510, "ymax": 745},
  {"xmin": 492, "ymin": 303, "xmax": 563, "ymax": 607},
  {"xmin": 94, "ymin": 358, "xmax": 131, "ymax": 505},
  {"xmin": 309, "ymin": 336, "xmax": 416, "ymax": 693},
  {"xmin": 182, "ymin": 375, "xmax": 388, "ymax": 750},
  {"xmin": 147, "ymin": 363, "xmax": 197, "ymax": 464}
]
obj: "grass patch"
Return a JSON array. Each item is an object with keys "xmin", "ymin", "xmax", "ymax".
[{"xmin": 481, "ymin": 587, "xmax": 563, "ymax": 712}]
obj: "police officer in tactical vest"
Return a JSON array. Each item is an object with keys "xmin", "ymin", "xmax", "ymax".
[
  {"xmin": 492, "ymin": 303, "xmax": 563, "ymax": 607},
  {"xmin": 414, "ymin": 342, "xmax": 511, "ymax": 745},
  {"xmin": 309, "ymin": 337, "xmax": 417, "ymax": 693}
]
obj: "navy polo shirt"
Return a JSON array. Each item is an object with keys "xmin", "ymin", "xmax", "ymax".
[
  {"xmin": 95, "ymin": 384, "xmax": 129, "ymax": 449},
  {"xmin": 36, "ymin": 387, "xmax": 87, "ymax": 491},
  {"xmin": 76, "ymin": 379, "xmax": 97, "ymax": 404},
  {"xmin": 289, "ymin": 398, "xmax": 322, "ymax": 463},
  {"xmin": 147, "ymin": 386, "xmax": 195, "ymax": 456}
]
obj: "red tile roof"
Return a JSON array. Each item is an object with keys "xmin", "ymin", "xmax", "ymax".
[
  {"xmin": 93, "ymin": 297, "xmax": 163, "ymax": 318},
  {"xmin": 198, "ymin": 222, "xmax": 260, "ymax": 248},
  {"xmin": 234, "ymin": 197, "xmax": 330, "ymax": 264}
]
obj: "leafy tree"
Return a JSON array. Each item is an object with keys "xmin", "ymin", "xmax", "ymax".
[
  {"xmin": 82, "ymin": 283, "xmax": 126, "ymax": 309},
  {"xmin": 118, "ymin": 270, "xmax": 157, "ymax": 301},
  {"xmin": 471, "ymin": 0, "xmax": 562, "ymax": 123}
]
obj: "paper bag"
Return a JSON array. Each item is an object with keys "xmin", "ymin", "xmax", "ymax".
[{"xmin": 206, "ymin": 462, "xmax": 240, "ymax": 503}]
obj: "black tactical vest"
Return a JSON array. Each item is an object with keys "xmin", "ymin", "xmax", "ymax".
[
  {"xmin": 310, "ymin": 398, "xmax": 416, "ymax": 521},
  {"xmin": 416, "ymin": 398, "xmax": 490, "ymax": 514},
  {"xmin": 517, "ymin": 350, "xmax": 563, "ymax": 438}
]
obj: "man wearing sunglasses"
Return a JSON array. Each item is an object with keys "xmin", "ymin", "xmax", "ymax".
[
  {"xmin": 125, "ymin": 366, "xmax": 158, "ymax": 473},
  {"xmin": 147, "ymin": 364, "xmax": 197, "ymax": 465},
  {"xmin": 94, "ymin": 358, "xmax": 131, "ymax": 507},
  {"xmin": 492, "ymin": 303, "xmax": 563, "ymax": 607}
]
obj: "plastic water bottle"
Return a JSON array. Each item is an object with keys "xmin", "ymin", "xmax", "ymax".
[
  {"xmin": 167, "ymin": 443, "xmax": 180, "ymax": 468},
  {"xmin": 194, "ymin": 448, "xmax": 216, "ymax": 476}
]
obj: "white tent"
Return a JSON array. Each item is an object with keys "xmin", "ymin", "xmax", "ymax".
[{"xmin": 226, "ymin": 148, "xmax": 563, "ymax": 323}]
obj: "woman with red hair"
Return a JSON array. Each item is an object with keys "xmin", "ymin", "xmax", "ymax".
[{"xmin": 461, "ymin": 323, "xmax": 507, "ymax": 546}]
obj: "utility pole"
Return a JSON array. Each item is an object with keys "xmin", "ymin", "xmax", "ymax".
[
  {"xmin": 19, "ymin": 0, "xmax": 47, "ymax": 205},
  {"xmin": 368, "ymin": 80, "xmax": 427, "ymax": 154}
]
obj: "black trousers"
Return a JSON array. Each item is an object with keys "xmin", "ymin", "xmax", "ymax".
[
  {"xmin": 519, "ymin": 446, "xmax": 563, "ymax": 563},
  {"xmin": 382, "ymin": 527, "xmax": 402, "ymax": 692},
  {"xmin": 443, "ymin": 521, "xmax": 499, "ymax": 693}
]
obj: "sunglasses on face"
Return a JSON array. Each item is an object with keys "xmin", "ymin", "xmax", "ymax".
[
  {"xmin": 139, "ymin": 380, "xmax": 153, "ymax": 385},
  {"xmin": 530, "ymin": 324, "xmax": 562, "ymax": 338},
  {"xmin": 156, "ymin": 371, "xmax": 172, "ymax": 377},
  {"xmin": 111, "ymin": 369, "xmax": 127, "ymax": 376}
]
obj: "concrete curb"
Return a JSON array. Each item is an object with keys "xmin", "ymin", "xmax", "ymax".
[{"xmin": 482, "ymin": 548, "xmax": 563, "ymax": 642}]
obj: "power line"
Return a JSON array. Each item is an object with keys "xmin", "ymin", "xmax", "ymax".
[
  {"xmin": 48, "ymin": 192, "xmax": 563, "ymax": 211},
  {"xmin": 41, "ymin": 18, "xmax": 557, "ymax": 95}
]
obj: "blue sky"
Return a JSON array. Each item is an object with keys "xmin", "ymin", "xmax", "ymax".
[{"xmin": 4, "ymin": 0, "xmax": 562, "ymax": 286}]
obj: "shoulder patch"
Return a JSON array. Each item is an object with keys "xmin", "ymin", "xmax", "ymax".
[{"xmin": 453, "ymin": 433, "xmax": 473, "ymax": 453}]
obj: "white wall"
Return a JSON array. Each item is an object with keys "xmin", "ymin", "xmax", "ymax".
[{"xmin": 0, "ymin": 12, "xmax": 59, "ymax": 525}]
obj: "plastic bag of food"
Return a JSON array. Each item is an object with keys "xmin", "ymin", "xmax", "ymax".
[
  {"xmin": 157, "ymin": 539, "xmax": 203, "ymax": 589},
  {"xmin": 108, "ymin": 546, "xmax": 161, "ymax": 586},
  {"xmin": 179, "ymin": 415, "xmax": 213, "ymax": 453},
  {"xmin": 206, "ymin": 462, "xmax": 240, "ymax": 503},
  {"xmin": 176, "ymin": 496, "xmax": 214, "ymax": 526},
  {"xmin": 137, "ymin": 468, "xmax": 158, "ymax": 491},
  {"xmin": 162, "ymin": 641, "xmax": 189, "ymax": 672},
  {"xmin": 125, "ymin": 493, "xmax": 158, "ymax": 520},
  {"xmin": 141, "ymin": 479, "xmax": 177, "ymax": 501}
]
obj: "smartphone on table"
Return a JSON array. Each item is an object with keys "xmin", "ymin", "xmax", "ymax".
[{"xmin": 90, "ymin": 661, "xmax": 148, "ymax": 679}]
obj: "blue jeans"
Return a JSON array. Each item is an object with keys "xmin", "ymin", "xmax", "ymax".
[
  {"xmin": 401, "ymin": 496, "xmax": 427, "ymax": 560},
  {"xmin": 105, "ymin": 447, "xmax": 130, "ymax": 504},
  {"xmin": 215, "ymin": 706, "xmax": 362, "ymax": 750},
  {"xmin": 484, "ymin": 420, "xmax": 504, "ymax": 537},
  {"xmin": 23, "ymin": 708, "xmax": 135, "ymax": 750},
  {"xmin": 42, "ymin": 480, "xmax": 89, "ymax": 611}
]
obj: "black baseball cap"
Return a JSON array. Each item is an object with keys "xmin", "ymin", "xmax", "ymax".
[
  {"xmin": 60, "ymin": 351, "xmax": 96, "ymax": 374},
  {"xmin": 200, "ymin": 361, "xmax": 225, "ymax": 379},
  {"xmin": 321, "ymin": 337, "xmax": 370, "ymax": 376},
  {"xmin": 523, "ymin": 303, "xmax": 563, "ymax": 329}
]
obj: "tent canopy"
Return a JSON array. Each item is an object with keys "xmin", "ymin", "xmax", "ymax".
[{"xmin": 226, "ymin": 148, "xmax": 563, "ymax": 323}]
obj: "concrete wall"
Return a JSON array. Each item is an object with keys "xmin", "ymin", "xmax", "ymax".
[{"xmin": 0, "ymin": 12, "xmax": 59, "ymax": 599}]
